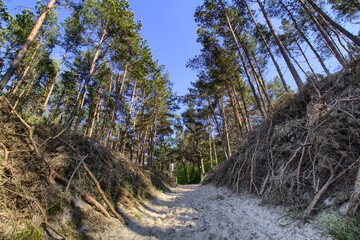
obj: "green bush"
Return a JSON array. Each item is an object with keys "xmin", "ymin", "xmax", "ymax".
[{"xmin": 319, "ymin": 214, "xmax": 360, "ymax": 240}]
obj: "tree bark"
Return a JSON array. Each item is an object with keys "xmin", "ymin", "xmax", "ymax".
[
  {"xmin": 299, "ymin": 0, "xmax": 347, "ymax": 67},
  {"xmin": 120, "ymin": 79, "xmax": 138, "ymax": 153},
  {"xmin": 42, "ymin": 43, "xmax": 69, "ymax": 110},
  {"xmin": 241, "ymin": 0, "xmax": 289, "ymax": 92},
  {"xmin": 0, "ymin": 0, "xmax": 56, "ymax": 91},
  {"xmin": 279, "ymin": 0, "xmax": 330, "ymax": 76},
  {"xmin": 0, "ymin": 36, "xmax": 17, "ymax": 71},
  {"xmin": 66, "ymin": 24, "xmax": 107, "ymax": 129},
  {"xmin": 9, "ymin": 25, "xmax": 49, "ymax": 97},
  {"xmin": 257, "ymin": 0, "xmax": 304, "ymax": 89},
  {"xmin": 219, "ymin": 0, "xmax": 265, "ymax": 117},
  {"xmin": 305, "ymin": 0, "xmax": 360, "ymax": 46}
]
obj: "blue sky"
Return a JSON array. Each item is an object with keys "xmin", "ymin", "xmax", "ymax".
[{"xmin": 128, "ymin": 0, "xmax": 203, "ymax": 97}]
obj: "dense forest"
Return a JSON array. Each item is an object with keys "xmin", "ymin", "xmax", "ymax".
[{"xmin": 0, "ymin": 0, "xmax": 360, "ymax": 238}]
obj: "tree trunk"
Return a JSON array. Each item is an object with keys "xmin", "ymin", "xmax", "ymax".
[
  {"xmin": 9, "ymin": 25, "xmax": 49, "ymax": 97},
  {"xmin": 241, "ymin": 0, "xmax": 289, "ymax": 92},
  {"xmin": 42, "ymin": 43, "xmax": 69, "ymax": 110},
  {"xmin": 120, "ymin": 79, "xmax": 138, "ymax": 153},
  {"xmin": 182, "ymin": 158, "xmax": 188, "ymax": 184},
  {"xmin": 225, "ymin": 83, "xmax": 242, "ymax": 139},
  {"xmin": 136, "ymin": 84, "xmax": 147, "ymax": 163},
  {"xmin": 208, "ymin": 116, "xmax": 213, "ymax": 169},
  {"xmin": 279, "ymin": 0, "xmax": 330, "ymax": 76},
  {"xmin": 147, "ymin": 91, "xmax": 158, "ymax": 167},
  {"xmin": 257, "ymin": 0, "xmax": 304, "ymax": 89},
  {"xmin": 294, "ymin": 37, "xmax": 320, "ymax": 81},
  {"xmin": 107, "ymin": 62, "xmax": 128, "ymax": 145},
  {"xmin": 322, "ymin": 19, "xmax": 356, "ymax": 61},
  {"xmin": 0, "ymin": 36, "xmax": 17, "ymax": 70},
  {"xmin": 299, "ymin": 0, "xmax": 347, "ymax": 67},
  {"xmin": 0, "ymin": 0, "xmax": 56, "ymax": 91},
  {"xmin": 305, "ymin": 0, "xmax": 360, "ymax": 46},
  {"xmin": 219, "ymin": 97, "xmax": 231, "ymax": 158},
  {"xmin": 87, "ymin": 86, "xmax": 103, "ymax": 138},
  {"xmin": 219, "ymin": 0, "xmax": 265, "ymax": 117},
  {"xmin": 66, "ymin": 24, "xmax": 107, "ymax": 129},
  {"xmin": 206, "ymin": 97, "xmax": 229, "ymax": 160}
]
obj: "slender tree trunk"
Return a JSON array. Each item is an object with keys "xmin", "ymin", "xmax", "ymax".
[
  {"xmin": 299, "ymin": 0, "xmax": 347, "ymax": 67},
  {"xmin": 323, "ymin": 19, "xmax": 356, "ymax": 61},
  {"xmin": 206, "ymin": 97, "xmax": 229, "ymax": 160},
  {"xmin": 0, "ymin": 36, "xmax": 17, "ymax": 70},
  {"xmin": 139, "ymin": 123, "xmax": 149, "ymax": 166},
  {"xmin": 225, "ymin": 83, "xmax": 242, "ymax": 140},
  {"xmin": 87, "ymin": 87, "xmax": 103, "ymax": 138},
  {"xmin": 304, "ymin": 0, "xmax": 360, "ymax": 46},
  {"xmin": 208, "ymin": 116, "xmax": 214, "ymax": 168},
  {"xmin": 0, "ymin": 0, "xmax": 56, "ymax": 91},
  {"xmin": 136, "ymin": 84, "xmax": 147, "ymax": 162},
  {"xmin": 323, "ymin": 22, "xmax": 348, "ymax": 62},
  {"xmin": 283, "ymin": 44, "xmax": 309, "ymax": 77},
  {"xmin": 234, "ymin": 28, "xmax": 271, "ymax": 105},
  {"xmin": 9, "ymin": 25, "xmax": 49, "ymax": 97},
  {"xmin": 242, "ymin": 0, "xmax": 289, "ymax": 92},
  {"xmin": 12, "ymin": 57, "xmax": 41, "ymax": 106},
  {"xmin": 42, "ymin": 43, "xmax": 70, "ymax": 110},
  {"xmin": 219, "ymin": 0, "xmax": 265, "ymax": 117},
  {"xmin": 294, "ymin": 37, "xmax": 320, "ymax": 81},
  {"xmin": 182, "ymin": 158, "xmax": 188, "ymax": 184},
  {"xmin": 107, "ymin": 62, "xmax": 128, "ymax": 143},
  {"xmin": 230, "ymin": 82, "xmax": 248, "ymax": 133},
  {"xmin": 120, "ymin": 79, "xmax": 138, "ymax": 153},
  {"xmin": 67, "ymin": 24, "xmax": 107, "ymax": 129},
  {"xmin": 219, "ymin": 97, "xmax": 231, "ymax": 158},
  {"xmin": 257, "ymin": 0, "xmax": 304, "ymax": 89},
  {"xmin": 279, "ymin": 0, "xmax": 331, "ymax": 76},
  {"xmin": 12, "ymin": 69, "xmax": 37, "ymax": 109},
  {"xmin": 148, "ymin": 91, "xmax": 158, "ymax": 167},
  {"xmin": 252, "ymin": 54, "xmax": 270, "ymax": 104}
]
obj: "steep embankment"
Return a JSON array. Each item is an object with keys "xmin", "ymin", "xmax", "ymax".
[
  {"xmin": 205, "ymin": 59, "xmax": 360, "ymax": 223},
  {"xmin": 0, "ymin": 100, "xmax": 173, "ymax": 239}
]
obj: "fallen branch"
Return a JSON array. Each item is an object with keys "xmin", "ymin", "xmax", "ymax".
[
  {"xmin": 0, "ymin": 142, "xmax": 8, "ymax": 162},
  {"xmin": 299, "ymin": 159, "xmax": 359, "ymax": 227},
  {"xmin": 65, "ymin": 155, "xmax": 88, "ymax": 193},
  {"xmin": 59, "ymin": 139, "xmax": 125, "ymax": 224},
  {"xmin": 51, "ymin": 170, "xmax": 111, "ymax": 219},
  {"xmin": 83, "ymin": 162, "xmax": 126, "ymax": 224}
]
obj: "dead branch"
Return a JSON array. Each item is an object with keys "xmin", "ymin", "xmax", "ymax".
[
  {"xmin": 51, "ymin": 170, "xmax": 111, "ymax": 219},
  {"xmin": 0, "ymin": 142, "xmax": 8, "ymax": 162},
  {"xmin": 300, "ymin": 159, "xmax": 359, "ymax": 226},
  {"xmin": 82, "ymin": 162, "xmax": 126, "ymax": 224},
  {"xmin": 65, "ymin": 154, "xmax": 88, "ymax": 193}
]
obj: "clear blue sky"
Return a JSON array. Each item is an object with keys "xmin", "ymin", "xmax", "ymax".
[{"xmin": 128, "ymin": 0, "xmax": 203, "ymax": 97}]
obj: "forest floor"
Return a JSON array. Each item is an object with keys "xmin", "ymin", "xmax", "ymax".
[{"xmin": 92, "ymin": 184, "xmax": 331, "ymax": 240}]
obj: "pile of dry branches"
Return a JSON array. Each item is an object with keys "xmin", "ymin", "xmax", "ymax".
[
  {"xmin": 0, "ymin": 98, "xmax": 173, "ymax": 239},
  {"xmin": 205, "ymin": 59, "xmax": 360, "ymax": 224}
]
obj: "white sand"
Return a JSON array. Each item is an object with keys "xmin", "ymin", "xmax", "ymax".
[{"xmin": 76, "ymin": 184, "xmax": 331, "ymax": 239}]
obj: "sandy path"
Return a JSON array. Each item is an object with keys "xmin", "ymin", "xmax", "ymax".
[{"xmin": 112, "ymin": 184, "xmax": 329, "ymax": 240}]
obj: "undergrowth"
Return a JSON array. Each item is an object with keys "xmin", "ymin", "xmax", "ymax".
[{"xmin": 319, "ymin": 214, "xmax": 360, "ymax": 240}]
